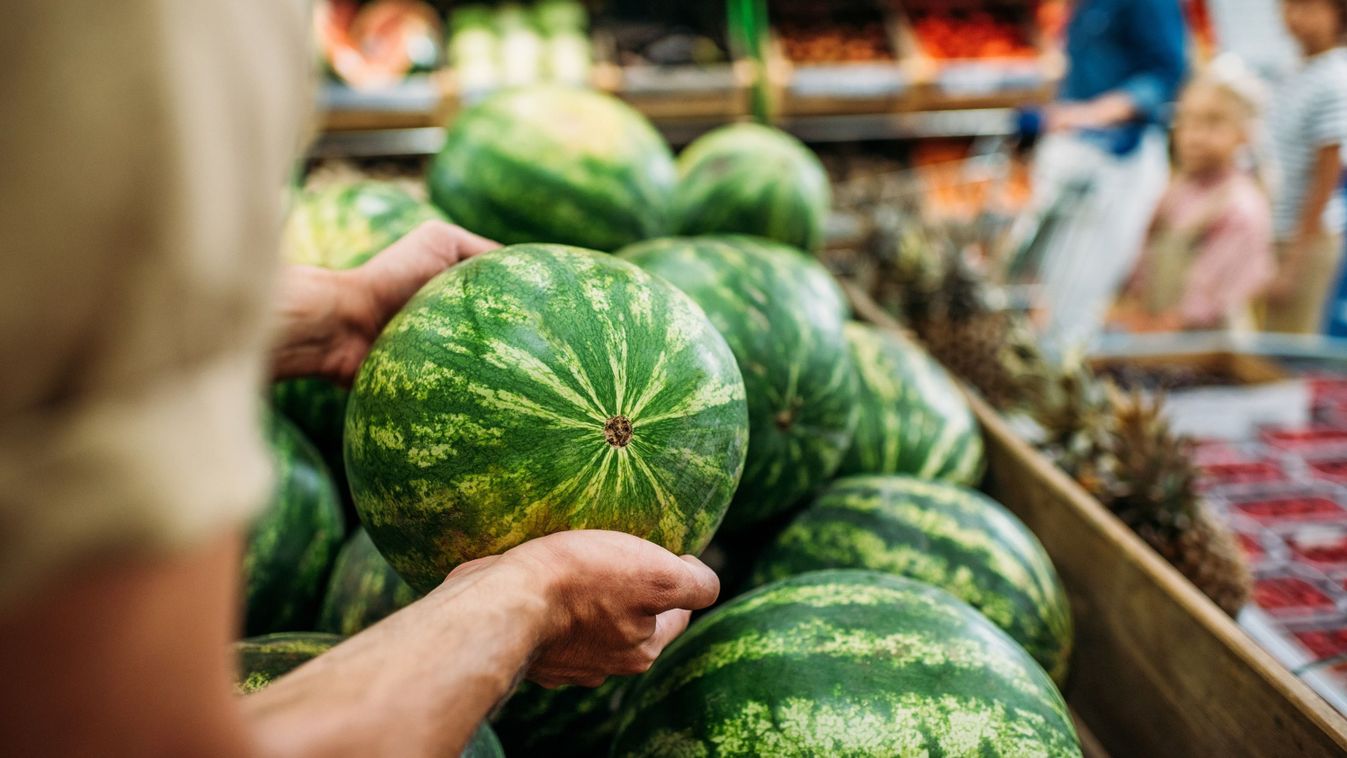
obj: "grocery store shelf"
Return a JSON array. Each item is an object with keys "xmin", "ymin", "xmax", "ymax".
[
  {"xmin": 310, "ymin": 127, "xmax": 447, "ymax": 158},
  {"xmin": 310, "ymin": 107, "xmax": 1022, "ymax": 159}
]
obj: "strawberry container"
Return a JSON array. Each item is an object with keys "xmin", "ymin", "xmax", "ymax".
[{"xmin": 1252, "ymin": 570, "xmax": 1340, "ymax": 622}]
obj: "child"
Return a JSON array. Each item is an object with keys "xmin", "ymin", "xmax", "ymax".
[
  {"xmin": 1265, "ymin": 0, "xmax": 1347, "ymax": 332},
  {"xmin": 1113, "ymin": 64, "xmax": 1274, "ymax": 333}
]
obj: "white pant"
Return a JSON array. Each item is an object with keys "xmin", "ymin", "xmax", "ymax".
[{"xmin": 1032, "ymin": 130, "xmax": 1171, "ymax": 351}]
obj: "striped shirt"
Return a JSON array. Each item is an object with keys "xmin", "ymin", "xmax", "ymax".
[{"xmin": 1270, "ymin": 48, "xmax": 1347, "ymax": 239}]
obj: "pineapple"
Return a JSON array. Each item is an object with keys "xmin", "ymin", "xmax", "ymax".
[
  {"xmin": 1101, "ymin": 388, "xmax": 1251, "ymax": 615},
  {"xmin": 904, "ymin": 245, "xmax": 1024, "ymax": 408}
]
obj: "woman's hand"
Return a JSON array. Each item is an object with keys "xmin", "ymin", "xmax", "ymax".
[
  {"xmin": 270, "ymin": 220, "xmax": 498, "ymax": 384},
  {"xmin": 448, "ymin": 531, "xmax": 721, "ymax": 688}
]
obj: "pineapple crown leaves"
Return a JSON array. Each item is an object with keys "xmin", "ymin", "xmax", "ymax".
[{"xmin": 1103, "ymin": 385, "xmax": 1202, "ymax": 535}]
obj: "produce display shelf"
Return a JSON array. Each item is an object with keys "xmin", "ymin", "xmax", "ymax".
[
  {"xmin": 846, "ymin": 284, "xmax": 1347, "ymax": 758},
  {"xmin": 310, "ymin": 105, "xmax": 1022, "ymax": 160}
]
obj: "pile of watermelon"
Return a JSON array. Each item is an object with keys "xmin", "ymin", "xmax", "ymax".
[{"xmin": 240, "ymin": 86, "xmax": 1079, "ymax": 756}]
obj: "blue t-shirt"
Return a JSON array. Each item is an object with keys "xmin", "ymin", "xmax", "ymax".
[{"xmin": 1061, "ymin": 0, "xmax": 1188, "ymax": 154}]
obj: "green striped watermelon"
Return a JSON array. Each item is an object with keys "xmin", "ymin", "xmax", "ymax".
[
  {"xmin": 344, "ymin": 244, "xmax": 749, "ymax": 593},
  {"xmin": 317, "ymin": 527, "xmax": 418, "ymax": 636},
  {"xmin": 671, "ymin": 123, "xmax": 831, "ymax": 252},
  {"xmin": 244, "ymin": 416, "xmax": 346, "ymax": 636},
  {"xmin": 234, "ymin": 632, "xmax": 342, "ymax": 695},
  {"xmin": 839, "ymin": 323, "xmax": 984, "ymax": 484},
  {"xmin": 493, "ymin": 678, "xmax": 630, "ymax": 757},
  {"xmin": 751, "ymin": 475, "xmax": 1072, "ymax": 684},
  {"xmin": 273, "ymin": 180, "xmax": 447, "ymax": 462},
  {"xmin": 619, "ymin": 236, "xmax": 857, "ymax": 531},
  {"xmin": 612, "ymin": 570, "xmax": 1080, "ymax": 757},
  {"xmin": 282, "ymin": 179, "xmax": 448, "ymax": 270},
  {"xmin": 235, "ymin": 632, "xmax": 504, "ymax": 757},
  {"xmin": 427, "ymin": 86, "xmax": 676, "ymax": 251}
]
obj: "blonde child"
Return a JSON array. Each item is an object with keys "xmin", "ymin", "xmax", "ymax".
[{"xmin": 1113, "ymin": 64, "xmax": 1274, "ymax": 332}]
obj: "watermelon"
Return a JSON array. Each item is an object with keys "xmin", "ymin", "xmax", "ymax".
[
  {"xmin": 838, "ymin": 323, "xmax": 984, "ymax": 484},
  {"xmin": 273, "ymin": 179, "xmax": 447, "ymax": 461},
  {"xmin": 612, "ymin": 570, "xmax": 1081, "ymax": 757},
  {"xmin": 317, "ymin": 527, "xmax": 419, "ymax": 635},
  {"xmin": 282, "ymin": 179, "xmax": 448, "ymax": 270},
  {"xmin": 619, "ymin": 236, "xmax": 857, "ymax": 531},
  {"xmin": 671, "ymin": 123, "xmax": 831, "ymax": 252},
  {"xmin": 234, "ymin": 632, "xmax": 342, "ymax": 695},
  {"xmin": 344, "ymin": 244, "xmax": 749, "ymax": 593},
  {"xmin": 428, "ymin": 86, "xmax": 676, "ymax": 251},
  {"xmin": 751, "ymin": 475, "xmax": 1073, "ymax": 684},
  {"xmin": 493, "ymin": 678, "xmax": 630, "ymax": 757},
  {"xmin": 243, "ymin": 416, "xmax": 346, "ymax": 636}
]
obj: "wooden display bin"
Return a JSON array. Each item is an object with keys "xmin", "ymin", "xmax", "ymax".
[{"xmin": 846, "ymin": 285, "xmax": 1347, "ymax": 757}]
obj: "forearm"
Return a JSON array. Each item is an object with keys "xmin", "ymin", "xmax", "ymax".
[{"xmin": 242, "ymin": 564, "xmax": 548, "ymax": 758}]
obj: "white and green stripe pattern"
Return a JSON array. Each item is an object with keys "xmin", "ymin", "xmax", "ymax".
[
  {"xmin": 428, "ymin": 86, "xmax": 676, "ymax": 251},
  {"xmin": 751, "ymin": 475, "xmax": 1073, "ymax": 684},
  {"xmin": 839, "ymin": 323, "xmax": 984, "ymax": 484},
  {"xmin": 345, "ymin": 245, "xmax": 748, "ymax": 593},
  {"xmin": 613, "ymin": 570, "xmax": 1080, "ymax": 757},
  {"xmin": 620, "ymin": 236, "xmax": 858, "ymax": 532},
  {"xmin": 671, "ymin": 123, "xmax": 832, "ymax": 252}
]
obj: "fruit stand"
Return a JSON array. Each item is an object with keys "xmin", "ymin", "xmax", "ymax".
[{"xmin": 221, "ymin": 1, "xmax": 1347, "ymax": 756}]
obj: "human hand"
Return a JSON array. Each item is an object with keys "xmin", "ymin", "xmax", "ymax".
[
  {"xmin": 271, "ymin": 220, "xmax": 498, "ymax": 384},
  {"xmin": 449, "ymin": 531, "xmax": 720, "ymax": 688},
  {"xmin": 1266, "ymin": 254, "xmax": 1304, "ymax": 307}
]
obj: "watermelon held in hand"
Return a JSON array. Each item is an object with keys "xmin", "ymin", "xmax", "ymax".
[
  {"xmin": 671, "ymin": 123, "xmax": 832, "ymax": 252},
  {"xmin": 428, "ymin": 86, "xmax": 676, "ymax": 251},
  {"xmin": 273, "ymin": 179, "xmax": 447, "ymax": 463},
  {"xmin": 619, "ymin": 236, "xmax": 858, "ymax": 532},
  {"xmin": 751, "ymin": 475, "xmax": 1073, "ymax": 684},
  {"xmin": 612, "ymin": 570, "xmax": 1081, "ymax": 757},
  {"xmin": 317, "ymin": 527, "xmax": 419, "ymax": 636},
  {"xmin": 234, "ymin": 632, "xmax": 342, "ymax": 695},
  {"xmin": 344, "ymin": 244, "xmax": 749, "ymax": 593},
  {"xmin": 243, "ymin": 416, "xmax": 346, "ymax": 636},
  {"xmin": 839, "ymin": 322, "xmax": 985, "ymax": 484}
]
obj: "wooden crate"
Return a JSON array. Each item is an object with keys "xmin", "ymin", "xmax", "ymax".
[
  {"xmin": 1089, "ymin": 351, "xmax": 1290, "ymax": 387},
  {"xmin": 846, "ymin": 285, "xmax": 1347, "ymax": 757}
]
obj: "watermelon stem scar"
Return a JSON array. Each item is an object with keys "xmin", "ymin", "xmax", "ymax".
[{"xmin": 604, "ymin": 415, "xmax": 634, "ymax": 447}]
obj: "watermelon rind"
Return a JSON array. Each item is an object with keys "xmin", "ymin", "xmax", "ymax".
[
  {"xmin": 345, "ymin": 244, "xmax": 749, "ymax": 592},
  {"xmin": 612, "ymin": 570, "xmax": 1081, "ymax": 757},
  {"xmin": 428, "ymin": 86, "xmax": 676, "ymax": 251},
  {"xmin": 492, "ymin": 678, "xmax": 631, "ymax": 757},
  {"xmin": 751, "ymin": 475, "xmax": 1073, "ymax": 684},
  {"xmin": 671, "ymin": 123, "xmax": 831, "ymax": 252},
  {"xmin": 317, "ymin": 527, "xmax": 419, "ymax": 636},
  {"xmin": 620, "ymin": 235, "xmax": 858, "ymax": 532},
  {"xmin": 838, "ymin": 322, "xmax": 985, "ymax": 484},
  {"xmin": 234, "ymin": 632, "xmax": 342, "ymax": 695},
  {"xmin": 243, "ymin": 416, "xmax": 346, "ymax": 636}
]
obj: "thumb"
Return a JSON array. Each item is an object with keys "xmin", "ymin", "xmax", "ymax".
[{"xmin": 670, "ymin": 555, "xmax": 720, "ymax": 611}]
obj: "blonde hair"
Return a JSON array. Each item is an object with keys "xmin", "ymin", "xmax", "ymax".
[
  {"xmin": 1185, "ymin": 54, "xmax": 1266, "ymax": 121},
  {"xmin": 1181, "ymin": 54, "xmax": 1275, "ymax": 191}
]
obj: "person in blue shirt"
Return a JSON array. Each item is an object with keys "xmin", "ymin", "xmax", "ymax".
[{"xmin": 1029, "ymin": 0, "xmax": 1189, "ymax": 348}]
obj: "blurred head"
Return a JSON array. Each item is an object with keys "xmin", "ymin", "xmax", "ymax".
[
  {"xmin": 1282, "ymin": 0, "xmax": 1347, "ymax": 53},
  {"xmin": 1172, "ymin": 68, "xmax": 1261, "ymax": 176}
]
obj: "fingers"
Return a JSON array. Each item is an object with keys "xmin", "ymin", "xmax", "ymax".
[
  {"xmin": 450, "ymin": 226, "xmax": 501, "ymax": 258},
  {"xmin": 645, "ymin": 608, "xmax": 691, "ymax": 654},
  {"xmin": 639, "ymin": 555, "xmax": 719, "ymax": 615}
]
